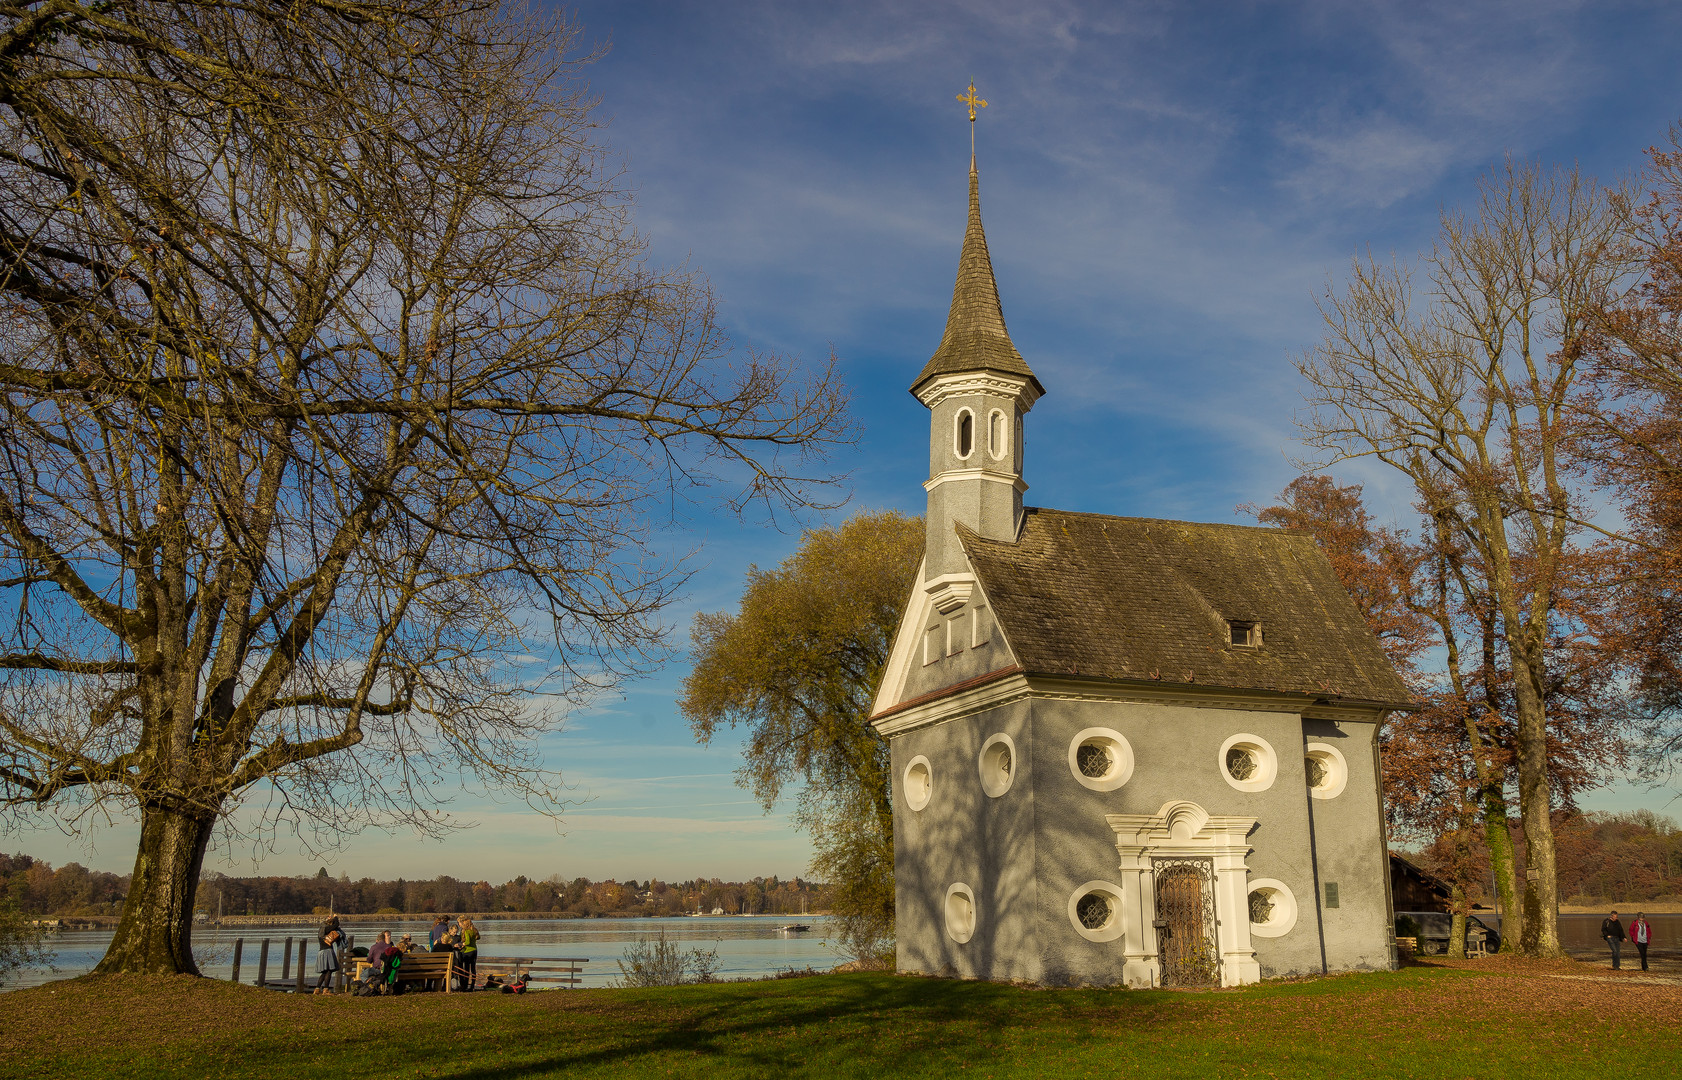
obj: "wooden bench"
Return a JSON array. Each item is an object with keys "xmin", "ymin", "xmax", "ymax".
[
  {"xmin": 476, "ymin": 957, "xmax": 590, "ymax": 989},
  {"xmin": 390, "ymin": 950, "xmax": 462, "ymax": 992},
  {"xmin": 1395, "ymin": 936, "xmax": 1418, "ymax": 958}
]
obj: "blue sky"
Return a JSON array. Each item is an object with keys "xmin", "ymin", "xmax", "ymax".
[{"xmin": 19, "ymin": 0, "xmax": 1682, "ymax": 881}]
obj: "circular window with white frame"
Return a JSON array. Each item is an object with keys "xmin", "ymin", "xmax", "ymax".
[
  {"xmin": 903, "ymin": 755, "xmax": 933, "ymax": 811},
  {"xmin": 1067, "ymin": 880, "xmax": 1125, "ymax": 942},
  {"xmin": 1304, "ymin": 742, "xmax": 1348, "ymax": 800},
  {"xmin": 944, "ymin": 882, "xmax": 977, "ymax": 943},
  {"xmin": 1219, "ymin": 732, "xmax": 1278, "ymax": 793},
  {"xmin": 1067, "ymin": 728, "xmax": 1134, "ymax": 792},
  {"xmin": 978, "ymin": 733, "xmax": 1017, "ymax": 798},
  {"xmin": 1245, "ymin": 878, "xmax": 1298, "ymax": 937}
]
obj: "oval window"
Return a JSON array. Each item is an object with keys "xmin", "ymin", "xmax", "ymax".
[
  {"xmin": 1066, "ymin": 880, "xmax": 1125, "ymax": 942},
  {"xmin": 1247, "ymin": 878, "xmax": 1298, "ymax": 937},
  {"xmin": 903, "ymin": 756, "xmax": 933, "ymax": 811},
  {"xmin": 945, "ymin": 883, "xmax": 976, "ymax": 943},
  {"xmin": 1218, "ymin": 733, "xmax": 1277, "ymax": 792},
  {"xmin": 1304, "ymin": 742, "xmax": 1348, "ymax": 800},
  {"xmin": 978, "ymin": 733, "xmax": 1016, "ymax": 798},
  {"xmin": 957, "ymin": 411, "xmax": 974, "ymax": 458},
  {"xmin": 988, "ymin": 409, "xmax": 1007, "ymax": 459},
  {"xmin": 1067, "ymin": 728, "xmax": 1134, "ymax": 792}
]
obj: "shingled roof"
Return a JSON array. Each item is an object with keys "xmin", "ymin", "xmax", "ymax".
[
  {"xmin": 910, "ymin": 161, "xmax": 1044, "ymax": 398},
  {"xmin": 958, "ymin": 508, "xmax": 1413, "ymax": 708}
]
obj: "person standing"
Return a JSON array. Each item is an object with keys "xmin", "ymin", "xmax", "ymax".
[
  {"xmin": 429, "ymin": 915, "xmax": 451, "ymax": 948},
  {"xmin": 1630, "ymin": 912, "xmax": 1652, "ymax": 972},
  {"xmin": 457, "ymin": 915, "xmax": 480, "ymax": 990},
  {"xmin": 1601, "ymin": 910, "xmax": 1626, "ymax": 970},
  {"xmin": 315, "ymin": 915, "xmax": 343, "ymax": 993}
]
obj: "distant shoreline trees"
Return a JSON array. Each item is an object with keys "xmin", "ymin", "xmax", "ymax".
[{"xmin": 0, "ymin": 853, "xmax": 827, "ymax": 919}]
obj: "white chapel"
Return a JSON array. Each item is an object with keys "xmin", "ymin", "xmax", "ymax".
[{"xmin": 868, "ymin": 133, "xmax": 1413, "ymax": 988}]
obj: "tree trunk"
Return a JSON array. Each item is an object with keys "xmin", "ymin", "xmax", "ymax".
[
  {"xmin": 1480, "ymin": 785, "xmax": 1522, "ymax": 951},
  {"xmin": 93, "ymin": 803, "xmax": 218, "ymax": 974},
  {"xmin": 1511, "ymin": 664, "xmax": 1564, "ymax": 958},
  {"xmin": 1474, "ymin": 620, "xmax": 1523, "ymax": 952}
]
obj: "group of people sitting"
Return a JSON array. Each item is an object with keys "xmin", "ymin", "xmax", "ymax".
[
  {"xmin": 309, "ymin": 913, "xmax": 490, "ymax": 994},
  {"xmin": 352, "ymin": 914, "xmax": 481, "ymax": 993}
]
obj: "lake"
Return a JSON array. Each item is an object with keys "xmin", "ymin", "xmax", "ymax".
[
  {"xmin": 1485, "ymin": 912, "xmax": 1678, "ymax": 955},
  {"xmin": 12, "ymin": 911, "xmax": 1671, "ymax": 991},
  {"xmin": 6, "ymin": 915, "xmax": 840, "ymax": 991}
]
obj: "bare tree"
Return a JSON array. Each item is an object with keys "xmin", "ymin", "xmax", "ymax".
[
  {"xmin": 1298, "ymin": 160, "xmax": 1627, "ymax": 956},
  {"xmin": 0, "ymin": 1, "xmax": 847, "ymax": 974}
]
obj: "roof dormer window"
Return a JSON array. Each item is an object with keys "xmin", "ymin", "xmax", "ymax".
[{"xmin": 1228, "ymin": 620, "xmax": 1260, "ymax": 648}]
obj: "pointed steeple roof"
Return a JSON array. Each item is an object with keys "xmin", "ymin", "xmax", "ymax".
[{"xmin": 910, "ymin": 159, "xmax": 1044, "ymax": 398}]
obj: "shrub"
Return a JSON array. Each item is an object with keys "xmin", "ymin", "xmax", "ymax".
[
  {"xmin": 0, "ymin": 894, "xmax": 51, "ymax": 987},
  {"xmin": 614, "ymin": 932, "xmax": 721, "ymax": 987}
]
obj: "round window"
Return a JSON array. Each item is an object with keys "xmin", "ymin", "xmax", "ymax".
[
  {"xmin": 1066, "ymin": 728, "xmax": 1134, "ymax": 791},
  {"xmin": 1066, "ymin": 880, "xmax": 1125, "ymax": 942},
  {"xmin": 1246, "ymin": 878, "xmax": 1298, "ymax": 937},
  {"xmin": 944, "ymin": 883, "xmax": 976, "ymax": 943},
  {"xmin": 1218, "ymin": 733, "xmax": 1277, "ymax": 792},
  {"xmin": 978, "ymin": 733, "xmax": 1017, "ymax": 798},
  {"xmin": 1304, "ymin": 742, "xmax": 1348, "ymax": 800},
  {"xmin": 903, "ymin": 755, "xmax": 933, "ymax": 812},
  {"xmin": 1077, "ymin": 892, "xmax": 1111, "ymax": 928}
]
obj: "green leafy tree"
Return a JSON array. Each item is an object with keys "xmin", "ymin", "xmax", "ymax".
[{"xmin": 682, "ymin": 511, "xmax": 923, "ymax": 962}]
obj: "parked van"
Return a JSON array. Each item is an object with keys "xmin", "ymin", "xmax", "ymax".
[{"xmin": 1395, "ymin": 911, "xmax": 1501, "ymax": 954}]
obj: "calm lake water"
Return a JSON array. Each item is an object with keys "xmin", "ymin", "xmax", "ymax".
[
  {"xmin": 13, "ymin": 912, "xmax": 1673, "ymax": 991},
  {"xmin": 1491, "ymin": 912, "xmax": 1678, "ymax": 954},
  {"xmin": 6, "ymin": 915, "xmax": 839, "ymax": 991}
]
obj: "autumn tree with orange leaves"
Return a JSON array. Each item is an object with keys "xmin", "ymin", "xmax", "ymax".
[
  {"xmin": 1295, "ymin": 160, "xmax": 1633, "ymax": 956},
  {"xmin": 1574, "ymin": 128, "xmax": 1682, "ymax": 776},
  {"xmin": 1256, "ymin": 475, "xmax": 1629, "ymax": 954}
]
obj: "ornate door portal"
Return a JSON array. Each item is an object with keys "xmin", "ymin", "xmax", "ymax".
[
  {"xmin": 1153, "ymin": 857, "xmax": 1219, "ymax": 988},
  {"xmin": 1107, "ymin": 800, "xmax": 1262, "ymax": 989}
]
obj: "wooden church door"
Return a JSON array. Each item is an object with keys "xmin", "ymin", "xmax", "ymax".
[{"xmin": 1153, "ymin": 858, "xmax": 1220, "ymax": 987}]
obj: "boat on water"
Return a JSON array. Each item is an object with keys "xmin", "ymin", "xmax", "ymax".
[{"xmin": 776, "ymin": 924, "xmax": 811, "ymax": 933}]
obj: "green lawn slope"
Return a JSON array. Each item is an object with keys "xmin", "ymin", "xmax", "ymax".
[{"xmin": 2, "ymin": 959, "xmax": 1678, "ymax": 1079}]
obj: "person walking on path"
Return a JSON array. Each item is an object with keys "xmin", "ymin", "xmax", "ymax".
[
  {"xmin": 1602, "ymin": 910, "xmax": 1626, "ymax": 970},
  {"xmin": 315, "ymin": 916, "xmax": 344, "ymax": 993},
  {"xmin": 1630, "ymin": 912, "xmax": 1652, "ymax": 971},
  {"xmin": 457, "ymin": 915, "xmax": 480, "ymax": 990}
]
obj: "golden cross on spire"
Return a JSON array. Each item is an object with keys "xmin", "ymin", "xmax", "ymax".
[{"xmin": 956, "ymin": 81, "xmax": 987, "ymax": 122}]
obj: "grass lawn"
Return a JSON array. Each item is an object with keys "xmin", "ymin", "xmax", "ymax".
[{"xmin": 2, "ymin": 957, "xmax": 1678, "ymax": 1079}]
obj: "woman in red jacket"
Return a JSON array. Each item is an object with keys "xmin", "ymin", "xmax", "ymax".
[{"xmin": 1630, "ymin": 912, "xmax": 1652, "ymax": 972}]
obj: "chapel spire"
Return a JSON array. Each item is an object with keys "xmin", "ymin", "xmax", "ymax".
[
  {"xmin": 909, "ymin": 146, "xmax": 1043, "ymax": 398},
  {"xmin": 913, "ymin": 85, "xmax": 1043, "ymax": 578}
]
